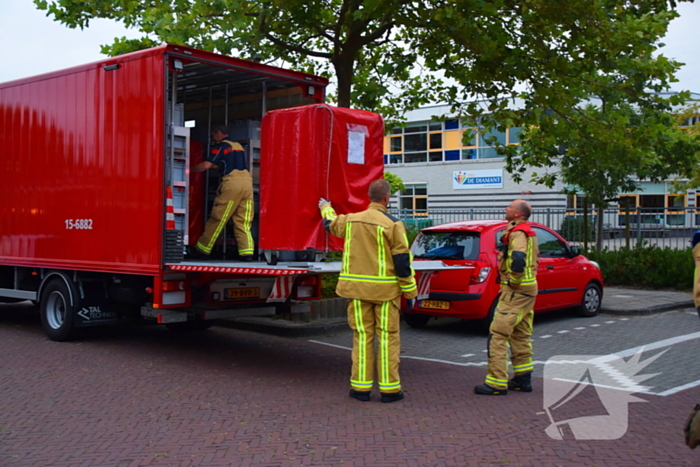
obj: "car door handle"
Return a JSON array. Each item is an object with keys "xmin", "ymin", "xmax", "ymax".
[{"xmin": 546, "ymin": 265, "xmax": 554, "ymax": 270}]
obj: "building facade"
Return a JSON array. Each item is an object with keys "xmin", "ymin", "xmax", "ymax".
[{"xmin": 384, "ymin": 96, "xmax": 700, "ymax": 224}]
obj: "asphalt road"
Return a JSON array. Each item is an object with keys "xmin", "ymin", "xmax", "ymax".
[{"xmin": 311, "ymin": 306, "xmax": 700, "ymax": 397}]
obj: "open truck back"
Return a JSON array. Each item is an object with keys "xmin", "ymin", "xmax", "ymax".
[{"xmin": 0, "ymin": 44, "xmax": 453, "ymax": 341}]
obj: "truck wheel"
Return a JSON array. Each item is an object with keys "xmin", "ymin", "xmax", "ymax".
[
  {"xmin": 40, "ymin": 278, "xmax": 78, "ymax": 341},
  {"xmin": 578, "ymin": 283, "xmax": 602, "ymax": 317},
  {"xmin": 403, "ymin": 313, "xmax": 431, "ymax": 328},
  {"xmin": 165, "ymin": 321, "xmax": 213, "ymax": 332}
]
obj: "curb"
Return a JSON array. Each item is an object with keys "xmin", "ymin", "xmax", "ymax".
[{"xmin": 601, "ymin": 301, "xmax": 695, "ymax": 316}]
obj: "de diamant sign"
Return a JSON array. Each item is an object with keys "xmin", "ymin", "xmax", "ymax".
[{"xmin": 453, "ymin": 169, "xmax": 504, "ymax": 190}]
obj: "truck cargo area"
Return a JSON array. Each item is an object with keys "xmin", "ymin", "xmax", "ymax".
[{"xmin": 165, "ymin": 47, "xmax": 325, "ymax": 260}]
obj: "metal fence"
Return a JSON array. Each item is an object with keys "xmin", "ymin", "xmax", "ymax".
[{"xmin": 393, "ymin": 207, "xmax": 699, "ymax": 250}]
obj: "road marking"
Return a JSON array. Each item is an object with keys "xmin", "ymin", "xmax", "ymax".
[
  {"xmin": 656, "ymin": 379, "xmax": 700, "ymax": 396},
  {"xmin": 540, "ymin": 335, "xmax": 552, "ymax": 338},
  {"xmin": 620, "ymin": 318, "xmax": 629, "ymax": 320},
  {"xmin": 557, "ymin": 330, "xmax": 569, "ymax": 334},
  {"xmin": 590, "ymin": 324, "xmax": 600, "ymax": 327},
  {"xmin": 574, "ymin": 327, "xmax": 586, "ymax": 330},
  {"xmin": 461, "ymin": 353, "xmax": 475, "ymax": 358},
  {"xmin": 605, "ymin": 321, "xmax": 615, "ymax": 324},
  {"xmin": 608, "ymin": 331, "xmax": 700, "ymax": 359}
]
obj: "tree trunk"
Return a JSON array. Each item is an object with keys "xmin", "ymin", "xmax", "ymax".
[{"xmin": 333, "ymin": 56, "xmax": 354, "ymax": 108}]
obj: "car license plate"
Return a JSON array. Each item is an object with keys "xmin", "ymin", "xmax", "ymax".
[
  {"xmin": 225, "ymin": 287, "xmax": 260, "ymax": 299},
  {"xmin": 421, "ymin": 300, "xmax": 449, "ymax": 310}
]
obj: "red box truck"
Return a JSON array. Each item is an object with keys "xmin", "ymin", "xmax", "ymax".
[{"xmin": 0, "ymin": 44, "xmax": 451, "ymax": 342}]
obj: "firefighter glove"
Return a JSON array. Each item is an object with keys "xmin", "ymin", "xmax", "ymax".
[{"xmin": 319, "ymin": 198, "xmax": 331, "ymax": 209}]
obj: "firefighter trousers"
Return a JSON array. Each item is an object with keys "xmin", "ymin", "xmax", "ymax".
[
  {"xmin": 485, "ymin": 285, "xmax": 537, "ymax": 389},
  {"xmin": 196, "ymin": 170, "xmax": 254, "ymax": 257},
  {"xmin": 347, "ymin": 297, "xmax": 402, "ymax": 394}
]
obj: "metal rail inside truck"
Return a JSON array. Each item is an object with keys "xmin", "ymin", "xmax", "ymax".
[{"xmin": 0, "ymin": 44, "xmax": 454, "ymax": 341}]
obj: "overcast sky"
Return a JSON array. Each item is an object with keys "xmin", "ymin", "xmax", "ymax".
[{"xmin": 1, "ymin": 0, "xmax": 699, "ymax": 92}]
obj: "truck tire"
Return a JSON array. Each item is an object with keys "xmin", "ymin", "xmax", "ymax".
[
  {"xmin": 40, "ymin": 278, "xmax": 78, "ymax": 341},
  {"xmin": 165, "ymin": 321, "xmax": 213, "ymax": 332},
  {"xmin": 402, "ymin": 312, "xmax": 431, "ymax": 328},
  {"xmin": 578, "ymin": 283, "xmax": 602, "ymax": 317}
]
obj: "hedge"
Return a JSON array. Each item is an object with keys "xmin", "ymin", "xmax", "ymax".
[{"xmin": 586, "ymin": 244, "xmax": 694, "ymax": 290}]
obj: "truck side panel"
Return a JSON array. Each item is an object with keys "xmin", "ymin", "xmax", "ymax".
[{"xmin": 0, "ymin": 54, "xmax": 166, "ymax": 275}]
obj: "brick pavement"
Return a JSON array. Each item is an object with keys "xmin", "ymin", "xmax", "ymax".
[{"xmin": 1, "ymin": 304, "xmax": 699, "ymax": 466}]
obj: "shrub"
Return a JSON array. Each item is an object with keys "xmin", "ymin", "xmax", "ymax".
[
  {"xmin": 586, "ymin": 244, "xmax": 694, "ymax": 290},
  {"xmin": 560, "ymin": 216, "xmax": 596, "ymax": 242}
]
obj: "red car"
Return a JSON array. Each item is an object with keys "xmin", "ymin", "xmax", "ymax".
[{"xmin": 403, "ymin": 219, "xmax": 604, "ymax": 329}]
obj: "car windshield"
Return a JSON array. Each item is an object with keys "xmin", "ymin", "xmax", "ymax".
[{"xmin": 411, "ymin": 231, "xmax": 480, "ymax": 260}]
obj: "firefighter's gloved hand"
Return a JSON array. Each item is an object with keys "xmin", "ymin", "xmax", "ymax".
[
  {"xmin": 319, "ymin": 198, "xmax": 331, "ymax": 209},
  {"xmin": 404, "ymin": 299, "xmax": 415, "ymax": 311}
]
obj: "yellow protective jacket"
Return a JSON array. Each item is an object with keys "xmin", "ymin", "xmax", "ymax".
[
  {"xmin": 498, "ymin": 220, "xmax": 539, "ymax": 291},
  {"xmin": 320, "ymin": 202, "xmax": 417, "ymax": 302}
]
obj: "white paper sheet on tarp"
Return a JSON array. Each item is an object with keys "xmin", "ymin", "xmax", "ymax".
[{"xmin": 347, "ymin": 124, "xmax": 368, "ymax": 165}]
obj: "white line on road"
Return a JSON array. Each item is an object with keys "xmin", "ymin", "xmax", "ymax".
[
  {"xmin": 605, "ymin": 321, "xmax": 616, "ymax": 324},
  {"xmin": 461, "ymin": 353, "xmax": 475, "ymax": 358},
  {"xmin": 557, "ymin": 330, "xmax": 570, "ymax": 334},
  {"xmin": 574, "ymin": 327, "xmax": 586, "ymax": 330},
  {"xmin": 540, "ymin": 335, "xmax": 552, "ymax": 338},
  {"xmin": 590, "ymin": 324, "xmax": 601, "ymax": 327},
  {"xmin": 656, "ymin": 379, "xmax": 700, "ymax": 396}
]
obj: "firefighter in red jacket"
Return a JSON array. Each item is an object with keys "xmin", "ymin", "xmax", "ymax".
[
  {"xmin": 475, "ymin": 199, "xmax": 539, "ymax": 395},
  {"xmin": 191, "ymin": 124, "xmax": 254, "ymax": 261},
  {"xmin": 319, "ymin": 179, "xmax": 417, "ymax": 403}
]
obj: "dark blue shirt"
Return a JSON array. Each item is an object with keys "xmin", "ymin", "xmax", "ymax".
[{"xmin": 207, "ymin": 139, "xmax": 248, "ymax": 176}]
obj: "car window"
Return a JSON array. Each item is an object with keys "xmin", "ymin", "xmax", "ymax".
[
  {"xmin": 533, "ymin": 227, "xmax": 569, "ymax": 258},
  {"xmin": 411, "ymin": 231, "xmax": 480, "ymax": 260}
]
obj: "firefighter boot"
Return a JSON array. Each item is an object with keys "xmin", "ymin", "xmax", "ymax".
[
  {"xmin": 508, "ymin": 372, "xmax": 533, "ymax": 392},
  {"xmin": 474, "ymin": 384, "xmax": 508, "ymax": 396},
  {"xmin": 349, "ymin": 389, "xmax": 371, "ymax": 402},
  {"xmin": 380, "ymin": 391, "xmax": 405, "ymax": 403}
]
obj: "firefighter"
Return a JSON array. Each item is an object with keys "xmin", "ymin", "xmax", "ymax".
[
  {"xmin": 319, "ymin": 179, "xmax": 417, "ymax": 403},
  {"xmin": 191, "ymin": 124, "xmax": 255, "ymax": 261},
  {"xmin": 475, "ymin": 199, "xmax": 539, "ymax": 396},
  {"xmin": 693, "ymin": 230, "xmax": 700, "ymax": 318}
]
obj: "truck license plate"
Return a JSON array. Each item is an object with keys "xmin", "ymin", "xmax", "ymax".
[
  {"xmin": 225, "ymin": 287, "xmax": 260, "ymax": 299},
  {"xmin": 421, "ymin": 300, "xmax": 449, "ymax": 310}
]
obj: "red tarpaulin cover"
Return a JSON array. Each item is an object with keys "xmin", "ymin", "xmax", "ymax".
[{"xmin": 259, "ymin": 104, "xmax": 385, "ymax": 251}]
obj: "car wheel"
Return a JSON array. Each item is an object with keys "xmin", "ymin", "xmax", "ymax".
[
  {"xmin": 478, "ymin": 297, "xmax": 500, "ymax": 334},
  {"xmin": 578, "ymin": 283, "xmax": 602, "ymax": 317},
  {"xmin": 403, "ymin": 313, "xmax": 431, "ymax": 328},
  {"xmin": 40, "ymin": 278, "xmax": 78, "ymax": 341}
]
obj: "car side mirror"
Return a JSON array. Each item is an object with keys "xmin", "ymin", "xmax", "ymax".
[{"xmin": 570, "ymin": 246, "xmax": 581, "ymax": 257}]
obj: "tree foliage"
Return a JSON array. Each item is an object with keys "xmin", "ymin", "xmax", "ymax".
[
  {"xmin": 383, "ymin": 171, "xmax": 405, "ymax": 195},
  {"xmin": 34, "ymin": 0, "xmax": 700, "ymax": 202}
]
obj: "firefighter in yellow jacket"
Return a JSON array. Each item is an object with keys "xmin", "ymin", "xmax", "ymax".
[
  {"xmin": 319, "ymin": 179, "xmax": 417, "ymax": 403},
  {"xmin": 475, "ymin": 199, "xmax": 539, "ymax": 396}
]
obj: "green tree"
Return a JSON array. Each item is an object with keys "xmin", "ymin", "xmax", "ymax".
[
  {"xmin": 409, "ymin": 0, "xmax": 700, "ymax": 205},
  {"xmin": 383, "ymin": 171, "xmax": 405, "ymax": 195},
  {"xmin": 34, "ymin": 0, "xmax": 700, "ymax": 199}
]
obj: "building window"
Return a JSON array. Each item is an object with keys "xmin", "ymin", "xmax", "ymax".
[
  {"xmin": 390, "ymin": 135, "xmax": 402, "ymax": 152},
  {"xmin": 399, "ymin": 184, "xmax": 428, "ymax": 215}
]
